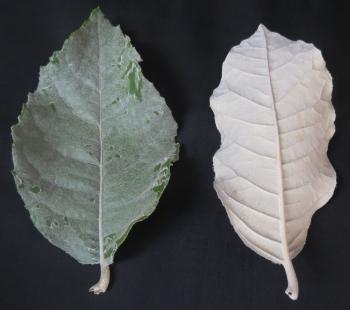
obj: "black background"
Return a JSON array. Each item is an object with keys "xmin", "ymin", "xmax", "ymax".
[{"xmin": 1, "ymin": 0, "xmax": 349, "ymax": 309}]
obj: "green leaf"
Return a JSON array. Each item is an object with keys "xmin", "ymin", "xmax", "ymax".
[{"xmin": 11, "ymin": 7, "xmax": 178, "ymax": 294}]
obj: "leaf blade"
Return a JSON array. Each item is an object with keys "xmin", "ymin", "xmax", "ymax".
[
  {"xmin": 210, "ymin": 24, "xmax": 336, "ymax": 300},
  {"xmin": 12, "ymin": 7, "xmax": 178, "ymax": 280}
]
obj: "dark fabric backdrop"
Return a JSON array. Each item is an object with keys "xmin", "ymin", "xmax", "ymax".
[{"xmin": 0, "ymin": 0, "xmax": 349, "ymax": 309}]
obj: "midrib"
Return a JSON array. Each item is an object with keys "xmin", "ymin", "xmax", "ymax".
[
  {"xmin": 96, "ymin": 16, "xmax": 105, "ymax": 268},
  {"xmin": 262, "ymin": 26, "xmax": 299, "ymax": 300},
  {"xmin": 262, "ymin": 27, "xmax": 293, "ymax": 268}
]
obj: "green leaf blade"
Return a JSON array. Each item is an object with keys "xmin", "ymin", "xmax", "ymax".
[{"xmin": 11, "ymin": 7, "xmax": 178, "ymax": 274}]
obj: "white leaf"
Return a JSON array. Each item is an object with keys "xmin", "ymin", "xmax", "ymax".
[{"xmin": 210, "ymin": 24, "xmax": 336, "ymax": 300}]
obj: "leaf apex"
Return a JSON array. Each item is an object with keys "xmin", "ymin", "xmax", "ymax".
[
  {"xmin": 257, "ymin": 23, "xmax": 272, "ymax": 34},
  {"xmin": 257, "ymin": 23, "xmax": 266, "ymax": 31},
  {"xmin": 90, "ymin": 6, "xmax": 104, "ymax": 18}
]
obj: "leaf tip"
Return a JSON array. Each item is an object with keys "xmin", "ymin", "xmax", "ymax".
[
  {"xmin": 90, "ymin": 6, "xmax": 104, "ymax": 18},
  {"xmin": 257, "ymin": 23, "xmax": 267, "ymax": 32}
]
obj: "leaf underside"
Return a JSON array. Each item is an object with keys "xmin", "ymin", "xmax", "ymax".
[
  {"xmin": 12, "ymin": 8, "xmax": 178, "ymax": 266},
  {"xmin": 210, "ymin": 24, "xmax": 336, "ymax": 299}
]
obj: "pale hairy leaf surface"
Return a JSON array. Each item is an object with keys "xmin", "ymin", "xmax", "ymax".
[
  {"xmin": 11, "ymin": 8, "xmax": 178, "ymax": 293},
  {"xmin": 210, "ymin": 24, "xmax": 336, "ymax": 300}
]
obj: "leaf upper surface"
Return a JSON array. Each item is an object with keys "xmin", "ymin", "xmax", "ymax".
[{"xmin": 12, "ymin": 8, "xmax": 178, "ymax": 265}]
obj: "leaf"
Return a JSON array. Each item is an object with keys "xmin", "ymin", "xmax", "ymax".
[
  {"xmin": 210, "ymin": 24, "xmax": 336, "ymax": 300},
  {"xmin": 11, "ymin": 7, "xmax": 178, "ymax": 294}
]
